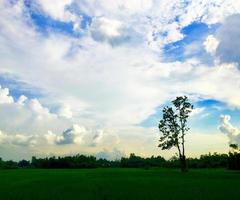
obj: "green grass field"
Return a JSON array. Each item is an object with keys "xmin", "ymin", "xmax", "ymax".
[{"xmin": 0, "ymin": 168, "xmax": 239, "ymax": 200}]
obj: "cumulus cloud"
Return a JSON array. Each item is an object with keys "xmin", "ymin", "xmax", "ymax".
[
  {"xmin": 35, "ymin": 0, "xmax": 75, "ymax": 22},
  {"xmin": 11, "ymin": 134, "xmax": 37, "ymax": 147},
  {"xmin": 0, "ymin": 130, "xmax": 37, "ymax": 147},
  {"xmin": 219, "ymin": 115, "xmax": 240, "ymax": 145},
  {"xmin": 1, "ymin": 1, "xmax": 240, "ymax": 128},
  {"xmin": 57, "ymin": 104, "xmax": 73, "ymax": 119},
  {"xmin": 33, "ymin": 0, "xmax": 240, "ymax": 49},
  {"xmin": 204, "ymin": 35, "xmax": 219, "ymax": 55},
  {"xmin": 90, "ymin": 130, "xmax": 104, "ymax": 147},
  {"xmin": 28, "ymin": 99, "xmax": 56, "ymax": 120},
  {"xmin": 0, "ymin": 85, "xmax": 72, "ymax": 143},
  {"xmin": 91, "ymin": 17, "xmax": 123, "ymax": 38},
  {"xmin": 0, "ymin": 85, "xmax": 14, "ymax": 104},
  {"xmin": 45, "ymin": 124, "xmax": 86, "ymax": 145},
  {"xmin": 0, "ymin": 85, "xmax": 52, "ymax": 120},
  {"xmin": 17, "ymin": 95, "xmax": 28, "ymax": 105},
  {"xmin": 44, "ymin": 131, "xmax": 58, "ymax": 145}
]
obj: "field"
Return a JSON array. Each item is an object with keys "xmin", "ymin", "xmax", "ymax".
[{"xmin": 0, "ymin": 168, "xmax": 240, "ymax": 200}]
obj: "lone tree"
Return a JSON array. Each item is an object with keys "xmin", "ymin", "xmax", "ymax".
[
  {"xmin": 229, "ymin": 144, "xmax": 239, "ymax": 151},
  {"xmin": 158, "ymin": 96, "xmax": 193, "ymax": 172}
]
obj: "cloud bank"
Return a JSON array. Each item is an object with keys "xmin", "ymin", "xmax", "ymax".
[{"xmin": 219, "ymin": 115, "xmax": 240, "ymax": 145}]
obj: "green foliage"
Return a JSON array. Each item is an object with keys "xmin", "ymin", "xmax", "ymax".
[
  {"xmin": 0, "ymin": 152, "xmax": 233, "ymax": 170},
  {"xmin": 229, "ymin": 144, "xmax": 238, "ymax": 150},
  {"xmin": 31, "ymin": 155, "xmax": 98, "ymax": 168},
  {"xmin": 158, "ymin": 96, "xmax": 193, "ymax": 172},
  {"xmin": 228, "ymin": 144, "xmax": 240, "ymax": 170},
  {"xmin": 188, "ymin": 153, "xmax": 228, "ymax": 168},
  {"xmin": 158, "ymin": 96, "xmax": 193, "ymax": 152},
  {"xmin": 0, "ymin": 160, "xmax": 18, "ymax": 169},
  {"xmin": 229, "ymin": 144, "xmax": 239, "ymax": 151},
  {"xmin": 121, "ymin": 154, "xmax": 165, "ymax": 168},
  {"xmin": 30, "ymin": 154, "xmax": 166, "ymax": 169},
  {"xmin": 18, "ymin": 160, "xmax": 31, "ymax": 168}
]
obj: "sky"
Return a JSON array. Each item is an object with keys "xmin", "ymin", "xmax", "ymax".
[{"xmin": 0, "ymin": 0, "xmax": 240, "ymax": 161}]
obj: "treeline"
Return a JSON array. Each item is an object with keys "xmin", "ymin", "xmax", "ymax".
[{"xmin": 0, "ymin": 152, "xmax": 239, "ymax": 170}]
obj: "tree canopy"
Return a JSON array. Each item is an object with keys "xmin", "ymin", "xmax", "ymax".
[{"xmin": 158, "ymin": 96, "xmax": 193, "ymax": 172}]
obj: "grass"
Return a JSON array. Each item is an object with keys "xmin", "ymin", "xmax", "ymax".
[{"xmin": 0, "ymin": 168, "xmax": 240, "ymax": 200}]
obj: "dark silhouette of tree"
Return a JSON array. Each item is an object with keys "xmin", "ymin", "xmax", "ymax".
[
  {"xmin": 18, "ymin": 160, "xmax": 30, "ymax": 168},
  {"xmin": 158, "ymin": 96, "xmax": 193, "ymax": 172},
  {"xmin": 229, "ymin": 144, "xmax": 239, "ymax": 151},
  {"xmin": 1, "ymin": 160, "xmax": 18, "ymax": 169},
  {"xmin": 0, "ymin": 153, "xmax": 234, "ymax": 170},
  {"xmin": 228, "ymin": 144, "xmax": 240, "ymax": 170}
]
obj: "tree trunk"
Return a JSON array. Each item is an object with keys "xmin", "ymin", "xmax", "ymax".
[{"xmin": 180, "ymin": 155, "xmax": 188, "ymax": 172}]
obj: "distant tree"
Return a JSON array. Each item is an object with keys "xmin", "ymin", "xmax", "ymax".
[
  {"xmin": 158, "ymin": 96, "xmax": 193, "ymax": 172},
  {"xmin": 228, "ymin": 144, "xmax": 240, "ymax": 170},
  {"xmin": 2, "ymin": 160, "xmax": 18, "ymax": 169},
  {"xmin": 229, "ymin": 144, "xmax": 239, "ymax": 151},
  {"xmin": 18, "ymin": 160, "xmax": 30, "ymax": 168},
  {"xmin": 0, "ymin": 157, "xmax": 2, "ymax": 168}
]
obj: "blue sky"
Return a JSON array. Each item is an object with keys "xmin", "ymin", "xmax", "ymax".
[
  {"xmin": 0, "ymin": 0, "xmax": 240, "ymax": 160},
  {"xmin": 163, "ymin": 22, "xmax": 219, "ymax": 63}
]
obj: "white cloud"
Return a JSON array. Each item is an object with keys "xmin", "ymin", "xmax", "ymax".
[
  {"xmin": 0, "ymin": 85, "xmax": 14, "ymax": 104},
  {"xmin": 0, "ymin": 85, "xmax": 72, "ymax": 141},
  {"xmin": 0, "ymin": 130, "xmax": 8, "ymax": 144},
  {"xmin": 0, "ymin": 129, "xmax": 37, "ymax": 147},
  {"xmin": 190, "ymin": 107, "xmax": 205, "ymax": 117},
  {"xmin": 11, "ymin": 134, "xmax": 37, "ymax": 147},
  {"xmin": 35, "ymin": 0, "xmax": 240, "ymax": 49},
  {"xmin": 28, "ymin": 99, "xmax": 55, "ymax": 120},
  {"xmin": 0, "ymin": 0, "xmax": 240, "ymax": 159},
  {"xmin": 44, "ymin": 131, "xmax": 58, "ymax": 145},
  {"xmin": 178, "ymin": 0, "xmax": 240, "ymax": 26},
  {"xmin": 45, "ymin": 125, "xmax": 119, "ymax": 148},
  {"xmin": 204, "ymin": 35, "xmax": 219, "ymax": 55},
  {"xmin": 75, "ymin": 0, "xmax": 153, "ymax": 16},
  {"xmin": 181, "ymin": 63, "xmax": 240, "ymax": 108},
  {"xmin": 91, "ymin": 130, "xmax": 104, "ymax": 147},
  {"xmin": 36, "ymin": 0, "xmax": 75, "ymax": 22},
  {"xmin": 219, "ymin": 115, "xmax": 240, "ymax": 145},
  {"xmin": 46, "ymin": 124, "xmax": 86, "ymax": 145},
  {"xmin": 17, "ymin": 95, "xmax": 28, "ymax": 105},
  {"xmin": 91, "ymin": 17, "xmax": 123, "ymax": 38},
  {"xmin": 57, "ymin": 104, "xmax": 73, "ymax": 119}
]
